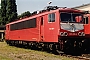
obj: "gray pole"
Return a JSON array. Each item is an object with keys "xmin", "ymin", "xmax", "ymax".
[{"xmin": 1, "ymin": 33, "xmax": 3, "ymax": 41}]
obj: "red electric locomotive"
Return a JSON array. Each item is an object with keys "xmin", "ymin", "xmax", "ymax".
[
  {"xmin": 82, "ymin": 13, "xmax": 90, "ymax": 53},
  {"xmin": 5, "ymin": 6, "xmax": 85, "ymax": 54}
]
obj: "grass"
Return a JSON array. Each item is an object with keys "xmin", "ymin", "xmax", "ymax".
[
  {"xmin": 0, "ymin": 41, "xmax": 77, "ymax": 60},
  {"xmin": 0, "ymin": 55, "xmax": 11, "ymax": 60}
]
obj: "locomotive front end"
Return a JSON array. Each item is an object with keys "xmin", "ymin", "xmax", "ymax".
[
  {"xmin": 59, "ymin": 11, "xmax": 85, "ymax": 37},
  {"xmin": 58, "ymin": 10, "xmax": 85, "ymax": 54}
]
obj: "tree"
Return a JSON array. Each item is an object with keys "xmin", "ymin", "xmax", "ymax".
[
  {"xmin": 0, "ymin": 0, "xmax": 7, "ymax": 25},
  {"xmin": 6, "ymin": 0, "xmax": 17, "ymax": 23},
  {"xmin": 18, "ymin": 11, "xmax": 31, "ymax": 19}
]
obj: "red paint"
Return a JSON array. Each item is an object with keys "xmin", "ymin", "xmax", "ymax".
[{"xmin": 84, "ymin": 14, "xmax": 90, "ymax": 38}]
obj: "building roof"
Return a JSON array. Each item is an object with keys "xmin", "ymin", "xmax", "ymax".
[{"xmin": 72, "ymin": 3, "xmax": 90, "ymax": 8}]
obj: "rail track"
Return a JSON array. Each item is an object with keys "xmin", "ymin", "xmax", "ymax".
[{"xmin": 60, "ymin": 54, "xmax": 90, "ymax": 60}]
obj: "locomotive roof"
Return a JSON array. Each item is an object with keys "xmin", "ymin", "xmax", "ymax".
[{"xmin": 6, "ymin": 7, "xmax": 84, "ymax": 25}]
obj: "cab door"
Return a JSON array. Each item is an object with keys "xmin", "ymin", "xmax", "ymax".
[
  {"xmin": 40, "ymin": 16, "xmax": 44, "ymax": 41},
  {"xmin": 5, "ymin": 25, "xmax": 9, "ymax": 40},
  {"xmin": 44, "ymin": 12, "xmax": 59, "ymax": 42}
]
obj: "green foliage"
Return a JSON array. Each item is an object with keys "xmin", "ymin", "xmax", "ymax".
[
  {"xmin": 18, "ymin": 11, "xmax": 31, "ymax": 19},
  {"xmin": 0, "ymin": 0, "xmax": 17, "ymax": 25},
  {"xmin": 0, "ymin": 0, "xmax": 31, "ymax": 25},
  {"xmin": 0, "ymin": 0, "xmax": 7, "ymax": 25},
  {"xmin": 6, "ymin": 0, "xmax": 17, "ymax": 22}
]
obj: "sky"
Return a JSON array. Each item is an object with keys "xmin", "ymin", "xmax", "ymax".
[
  {"xmin": 16, "ymin": 0, "xmax": 90, "ymax": 15},
  {"xmin": 1, "ymin": 0, "xmax": 90, "ymax": 15}
]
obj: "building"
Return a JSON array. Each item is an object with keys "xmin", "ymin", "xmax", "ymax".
[
  {"xmin": 0, "ymin": 25, "xmax": 5, "ymax": 41},
  {"xmin": 73, "ymin": 3, "xmax": 90, "ymax": 12}
]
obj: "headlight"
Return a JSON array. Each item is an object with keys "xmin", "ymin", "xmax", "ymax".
[
  {"xmin": 82, "ymin": 32, "xmax": 85, "ymax": 36},
  {"xmin": 78, "ymin": 32, "xmax": 82, "ymax": 36},
  {"xmin": 78, "ymin": 32, "xmax": 85, "ymax": 36},
  {"xmin": 60, "ymin": 32, "xmax": 64, "ymax": 36},
  {"xmin": 60, "ymin": 32, "xmax": 68, "ymax": 36},
  {"xmin": 64, "ymin": 32, "xmax": 68, "ymax": 36}
]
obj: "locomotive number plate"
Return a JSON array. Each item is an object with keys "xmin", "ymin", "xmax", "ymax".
[{"xmin": 69, "ymin": 33, "xmax": 77, "ymax": 35}]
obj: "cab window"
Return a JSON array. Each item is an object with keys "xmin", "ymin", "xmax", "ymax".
[{"xmin": 48, "ymin": 13, "xmax": 55, "ymax": 22}]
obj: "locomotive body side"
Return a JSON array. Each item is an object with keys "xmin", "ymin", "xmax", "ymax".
[
  {"xmin": 5, "ymin": 10, "xmax": 60, "ymax": 43},
  {"xmin": 5, "ymin": 17, "xmax": 40, "ymax": 42}
]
